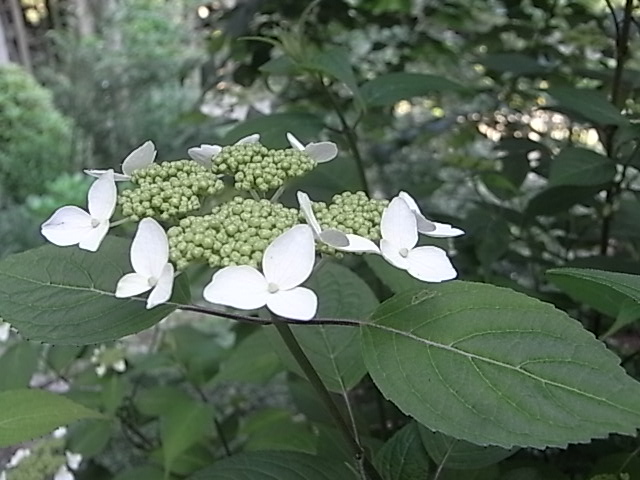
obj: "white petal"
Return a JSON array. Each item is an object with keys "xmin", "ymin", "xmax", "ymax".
[
  {"xmin": 54, "ymin": 464, "xmax": 74, "ymax": 480},
  {"xmin": 8, "ymin": 448, "xmax": 31, "ymax": 467},
  {"xmin": 286, "ymin": 132, "xmax": 305, "ymax": 150},
  {"xmin": 41, "ymin": 206, "xmax": 93, "ymax": 247},
  {"xmin": 380, "ymin": 197, "xmax": 418, "ymax": 249},
  {"xmin": 203, "ymin": 266, "xmax": 269, "ymax": 310},
  {"xmin": 78, "ymin": 221, "xmax": 109, "ymax": 252},
  {"xmin": 84, "ymin": 169, "xmax": 130, "ymax": 182},
  {"xmin": 235, "ymin": 134, "xmax": 260, "ymax": 145},
  {"xmin": 380, "ymin": 239, "xmax": 410, "ymax": 271},
  {"xmin": 188, "ymin": 144, "xmax": 221, "ymax": 167},
  {"xmin": 112, "ymin": 359, "xmax": 127, "ymax": 373},
  {"xmin": 1, "ymin": 470, "xmax": 7, "ymax": 480},
  {"xmin": 95, "ymin": 364, "xmax": 107, "ymax": 377},
  {"xmin": 146, "ymin": 263, "xmax": 174, "ymax": 309},
  {"xmin": 426, "ymin": 222, "xmax": 465, "ymax": 238},
  {"xmin": 297, "ymin": 191, "xmax": 322, "ymax": 235},
  {"xmin": 131, "ymin": 218, "xmax": 169, "ymax": 278},
  {"xmin": 398, "ymin": 191, "xmax": 436, "ymax": 234},
  {"xmin": 87, "ymin": 170, "xmax": 116, "ymax": 221},
  {"xmin": 305, "ymin": 142, "xmax": 338, "ymax": 163},
  {"xmin": 121, "ymin": 141, "xmax": 156, "ymax": 176},
  {"xmin": 115, "ymin": 272, "xmax": 152, "ymax": 298},
  {"xmin": 267, "ymin": 287, "xmax": 318, "ymax": 321},
  {"xmin": 0, "ymin": 323, "xmax": 10, "ymax": 342},
  {"xmin": 337, "ymin": 234, "xmax": 380, "ymax": 253},
  {"xmin": 406, "ymin": 246, "xmax": 458, "ymax": 282},
  {"xmin": 52, "ymin": 427, "xmax": 67, "ymax": 439},
  {"xmin": 319, "ymin": 229, "xmax": 349, "ymax": 248},
  {"xmin": 65, "ymin": 451, "xmax": 82, "ymax": 470},
  {"xmin": 263, "ymin": 225, "xmax": 315, "ymax": 290}
]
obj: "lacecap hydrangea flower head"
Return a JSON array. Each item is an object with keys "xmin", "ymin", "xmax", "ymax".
[{"xmin": 40, "ymin": 134, "xmax": 464, "ymax": 320}]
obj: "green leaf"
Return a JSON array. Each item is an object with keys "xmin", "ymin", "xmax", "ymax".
[
  {"xmin": 242, "ymin": 408, "xmax": 317, "ymax": 454},
  {"xmin": 161, "ymin": 399, "xmax": 213, "ymax": 473},
  {"xmin": 546, "ymin": 86, "xmax": 627, "ymax": 126},
  {"xmin": 0, "ymin": 389, "xmax": 102, "ymax": 447},
  {"xmin": 211, "ymin": 329, "xmax": 283, "ymax": 385},
  {"xmin": 135, "ymin": 385, "xmax": 192, "ymax": 416},
  {"xmin": 419, "ymin": 426, "xmax": 516, "ymax": 470},
  {"xmin": 0, "ymin": 237, "xmax": 190, "ymax": 345},
  {"xmin": 223, "ymin": 113, "xmax": 325, "ymax": 149},
  {"xmin": 67, "ymin": 419, "xmax": 111, "ymax": 457},
  {"xmin": 546, "ymin": 267, "xmax": 640, "ymax": 319},
  {"xmin": 374, "ymin": 422, "xmax": 430, "ymax": 480},
  {"xmin": 549, "ymin": 147, "xmax": 616, "ymax": 187},
  {"xmin": 481, "ymin": 53, "xmax": 549, "ymax": 76},
  {"xmin": 605, "ymin": 301, "xmax": 640, "ymax": 337},
  {"xmin": 525, "ymin": 185, "xmax": 602, "ymax": 217},
  {"xmin": 187, "ymin": 451, "xmax": 353, "ymax": 480},
  {"xmin": 361, "ymin": 72, "xmax": 465, "ymax": 107},
  {"xmin": 306, "ymin": 46, "xmax": 363, "ymax": 106},
  {"xmin": 361, "ymin": 281, "xmax": 640, "ymax": 448},
  {"xmin": 112, "ymin": 466, "xmax": 167, "ymax": 480},
  {"xmin": 365, "ymin": 255, "xmax": 423, "ymax": 294},
  {"xmin": 268, "ymin": 262, "xmax": 377, "ymax": 392},
  {"xmin": 0, "ymin": 341, "xmax": 39, "ymax": 391}
]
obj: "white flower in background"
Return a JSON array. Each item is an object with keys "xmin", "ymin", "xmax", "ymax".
[
  {"xmin": 85, "ymin": 141, "xmax": 157, "ymax": 181},
  {"xmin": 115, "ymin": 218, "xmax": 174, "ymax": 309},
  {"xmin": 91, "ymin": 345, "xmax": 127, "ymax": 377},
  {"xmin": 297, "ymin": 191, "xmax": 380, "ymax": 253},
  {"xmin": 188, "ymin": 134, "xmax": 261, "ymax": 168},
  {"xmin": 41, "ymin": 170, "xmax": 117, "ymax": 252},
  {"xmin": 380, "ymin": 197, "xmax": 457, "ymax": 282},
  {"xmin": 54, "ymin": 465, "xmax": 74, "ymax": 480},
  {"xmin": 203, "ymin": 225, "xmax": 318, "ymax": 321},
  {"xmin": 52, "ymin": 427, "xmax": 67, "ymax": 439},
  {"xmin": 0, "ymin": 321, "xmax": 10, "ymax": 342},
  {"xmin": 7, "ymin": 448, "xmax": 31, "ymax": 468},
  {"xmin": 398, "ymin": 191, "xmax": 464, "ymax": 237},
  {"xmin": 287, "ymin": 132, "xmax": 338, "ymax": 164},
  {"xmin": 65, "ymin": 451, "xmax": 82, "ymax": 471}
]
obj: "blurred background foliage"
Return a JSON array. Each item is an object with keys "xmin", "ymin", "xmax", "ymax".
[{"xmin": 2, "ymin": 0, "xmax": 640, "ymax": 478}]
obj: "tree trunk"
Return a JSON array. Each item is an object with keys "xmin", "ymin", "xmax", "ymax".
[{"xmin": 0, "ymin": 10, "xmax": 9, "ymax": 65}]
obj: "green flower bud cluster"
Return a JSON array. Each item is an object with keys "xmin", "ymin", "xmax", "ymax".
[
  {"xmin": 167, "ymin": 197, "xmax": 298, "ymax": 270},
  {"xmin": 212, "ymin": 143, "xmax": 315, "ymax": 192},
  {"xmin": 6, "ymin": 438, "xmax": 65, "ymax": 480},
  {"xmin": 313, "ymin": 191, "xmax": 388, "ymax": 254},
  {"xmin": 118, "ymin": 160, "xmax": 224, "ymax": 221}
]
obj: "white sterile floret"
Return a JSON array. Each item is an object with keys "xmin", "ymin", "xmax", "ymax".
[
  {"xmin": 41, "ymin": 170, "xmax": 117, "ymax": 252},
  {"xmin": 398, "ymin": 191, "xmax": 464, "ymax": 237},
  {"xmin": 380, "ymin": 197, "xmax": 457, "ymax": 282},
  {"xmin": 203, "ymin": 225, "xmax": 318, "ymax": 321},
  {"xmin": 115, "ymin": 218, "xmax": 175, "ymax": 309},
  {"xmin": 54, "ymin": 465, "xmax": 74, "ymax": 480},
  {"xmin": 85, "ymin": 141, "xmax": 156, "ymax": 181},
  {"xmin": 7, "ymin": 448, "xmax": 31, "ymax": 468},
  {"xmin": 188, "ymin": 134, "xmax": 261, "ymax": 168},
  {"xmin": 65, "ymin": 451, "xmax": 82, "ymax": 470},
  {"xmin": 287, "ymin": 132, "xmax": 338, "ymax": 164},
  {"xmin": 0, "ymin": 321, "xmax": 10, "ymax": 342},
  {"xmin": 297, "ymin": 191, "xmax": 380, "ymax": 253}
]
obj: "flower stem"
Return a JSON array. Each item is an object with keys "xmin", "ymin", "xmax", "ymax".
[{"xmin": 272, "ymin": 319, "xmax": 382, "ymax": 480}]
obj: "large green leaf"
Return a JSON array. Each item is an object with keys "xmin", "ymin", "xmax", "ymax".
[
  {"xmin": 187, "ymin": 451, "xmax": 353, "ymax": 479},
  {"xmin": 0, "ymin": 237, "xmax": 190, "ymax": 345},
  {"xmin": 546, "ymin": 86, "xmax": 627, "ymax": 126},
  {"xmin": 361, "ymin": 72, "xmax": 465, "ymax": 107},
  {"xmin": 481, "ymin": 53, "xmax": 550, "ymax": 76},
  {"xmin": 365, "ymin": 255, "xmax": 423, "ymax": 294},
  {"xmin": 268, "ymin": 262, "xmax": 377, "ymax": 392},
  {"xmin": 374, "ymin": 422, "xmax": 430, "ymax": 480},
  {"xmin": 223, "ymin": 113, "xmax": 325, "ymax": 148},
  {"xmin": 306, "ymin": 46, "xmax": 363, "ymax": 106},
  {"xmin": 525, "ymin": 185, "xmax": 602, "ymax": 217},
  {"xmin": 361, "ymin": 281, "xmax": 640, "ymax": 448},
  {"xmin": 549, "ymin": 147, "xmax": 616, "ymax": 187},
  {"xmin": 0, "ymin": 389, "xmax": 102, "ymax": 447},
  {"xmin": 419, "ymin": 426, "xmax": 516, "ymax": 470},
  {"xmin": 0, "ymin": 341, "xmax": 39, "ymax": 391}
]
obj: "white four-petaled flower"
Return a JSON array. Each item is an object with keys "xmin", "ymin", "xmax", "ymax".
[
  {"xmin": 287, "ymin": 132, "xmax": 338, "ymax": 164},
  {"xmin": 380, "ymin": 197, "xmax": 457, "ymax": 282},
  {"xmin": 115, "ymin": 218, "xmax": 175, "ymax": 309},
  {"xmin": 85, "ymin": 141, "xmax": 157, "ymax": 181},
  {"xmin": 41, "ymin": 170, "xmax": 117, "ymax": 252},
  {"xmin": 203, "ymin": 225, "xmax": 318, "ymax": 321},
  {"xmin": 188, "ymin": 134, "xmax": 261, "ymax": 168},
  {"xmin": 398, "ymin": 191, "xmax": 464, "ymax": 238},
  {"xmin": 297, "ymin": 191, "xmax": 379, "ymax": 253}
]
